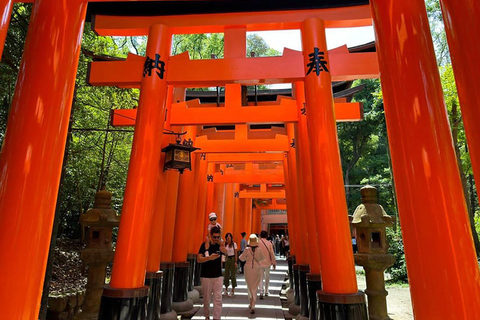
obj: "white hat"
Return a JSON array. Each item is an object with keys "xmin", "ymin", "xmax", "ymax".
[
  {"xmin": 208, "ymin": 212, "xmax": 217, "ymax": 220},
  {"xmin": 248, "ymin": 234, "xmax": 259, "ymax": 247}
]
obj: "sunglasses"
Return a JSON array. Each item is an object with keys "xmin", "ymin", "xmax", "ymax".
[
  {"xmin": 209, "ymin": 218, "xmax": 217, "ymax": 221},
  {"xmin": 212, "ymin": 236, "xmax": 221, "ymax": 239}
]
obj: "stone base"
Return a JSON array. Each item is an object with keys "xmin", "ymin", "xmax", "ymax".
[
  {"xmin": 193, "ymin": 285, "xmax": 203, "ymax": 297},
  {"xmin": 188, "ymin": 289, "xmax": 200, "ymax": 303},
  {"xmin": 74, "ymin": 312, "xmax": 97, "ymax": 320},
  {"xmin": 295, "ymin": 314, "xmax": 309, "ymax": 320},
  {"xmin": 172, "ymin": 299, "xmax": 194, "ymax": 313},
  {"xmin": 160, "ymin": 310, "xmax": 177, "ymax": 320},
  {"xmin": 289, "ymin": 303, "xmax": 301, "ymax": 316},
  {"xmin": 286, "ymin": 290, "xmax": 295, "ymax": 304}
]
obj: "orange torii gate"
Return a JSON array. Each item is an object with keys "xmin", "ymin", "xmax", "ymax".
[{"xmin": 0, "ymin": 1, "xmax": 479, "ymax": 320}]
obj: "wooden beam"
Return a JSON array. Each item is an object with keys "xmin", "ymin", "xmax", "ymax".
[
  {"xmin": 195, "ymin": 134, "xmax": 289, "ymax": 153},
  {"xmin": 91, "ymin": 5, "xmax": 372, "ymax": 36},
  {"xmin": 213, "ymin": 169, "xmax": 284, "ymax": 183},
  {"xmin": 239, "ymin": 190, "xmax": 286, "ymax": 199},
  {"xmin": 87, "ymin": 49, "xmax": 379, "ymax": 87},
  {"xmin": 206, "ymin": 153, "xmax": 285, "ymax": 163},
  {"xmin": 170, "ymin": 98, "xmax": 297, "ymax": 125},
  {"xmin": 110, "ymin": 101, "xmax": 363, "ymax": 127}
]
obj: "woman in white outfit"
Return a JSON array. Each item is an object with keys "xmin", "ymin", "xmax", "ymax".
[{"xmin": 239, "ymin": 234, "xmax": 265, "ymax": 314}]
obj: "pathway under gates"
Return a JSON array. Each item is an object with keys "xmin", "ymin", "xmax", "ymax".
[{"xmin": 193, "ymin": 258, "xmax": 289, "ymax": 320}]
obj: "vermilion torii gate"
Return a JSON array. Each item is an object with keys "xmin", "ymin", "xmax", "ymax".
[{"xmin": 0, "ymin": 1, "xmax": 480, "ymax": 320}]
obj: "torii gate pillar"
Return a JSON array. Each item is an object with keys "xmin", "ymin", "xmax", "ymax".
[
  {"xmin": 301, "ymin": 18, "xmax": 367, "ymax": 318},
  {"xmin": 99, "ymin": 24, "xmax": 171, "ymax": 319},
  {"xmin": 0, "ymin": 1, "xmax": 87, "ymax": 318},
  {"xmin": 370, "ymin": 0, "xmax": 480, "ymax": 318}
]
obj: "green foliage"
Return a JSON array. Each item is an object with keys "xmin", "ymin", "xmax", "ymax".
[
  {"xmin": 386, "ymin": 228, "xmax": 409, "ymax": 283},
  {"xmin": 475, "ymin": 213, "xmax": 480, "ymax": 240},
  {"xmin": 56, "ymin": 25, "xmax": 139, "ymax": 238},
  {"xmin": 0, "ymin": 4, "xmax": 31, "ymax": 143},
  {"xmin": 247, "ymin": 34, "xmax": 281, "ymax": 57},
  {"xmin": 425, "ymin": 0, "xmax": 450, "ymax": 66},
  {"xmin": 172, "ymin": 33, "xmax": 224, "ymax": 59},
  {"xmin": 337, "ymin": 79, "xmax": 396, "ymax": 216}
]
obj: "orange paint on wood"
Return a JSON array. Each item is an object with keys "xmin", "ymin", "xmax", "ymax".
[
  {"xmin": 223, "ymin": 183, "xmax": 235, "ymax": 235},
  {"xmin": 302, "ymin": 18, "xmax": 357, "ymax": 293},
  {"xmin": 190, "ymin": 155, "xmax": 208, "ymax": 253},
  {"xmin": 110, "ymin": 24, "xmax": 172, "ymax": 289},
  {"xmin": 172, "ymin": 126, "xmax": 198, "ymax": 262},
  {"xmin": 88, "ymin": 49, "xmax": 378, "ymax": 87},
  {"xmin": 92, "ymin": 5, "xmax": 372, "ymax": 36},
  {"xmin": 0, "ymin": 2, "xmax": 87, "ymax": 318},
  {"xmin": 161, "ymin": 171, "xmax": 180, "ymax": 262},
  {"xmin": 370, "ymin": 0, "xmax": 480, "ymax": 316}
]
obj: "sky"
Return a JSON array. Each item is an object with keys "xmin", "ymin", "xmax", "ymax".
[
  {"xmin": 249, "ymin": 26, "xmax": 376, "ymax": 52},
  {"xmin": 248, "ymin": 26, "xmax": 375, "ymax": 88}
]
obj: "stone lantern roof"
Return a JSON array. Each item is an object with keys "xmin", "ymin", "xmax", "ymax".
[
  {"xmin": 80, "ymin": 188, "xmax": 120, "ymax": 227},
  {"xmin": 351, "ymin": 185, "xmax": 393, "ymax": 227}
]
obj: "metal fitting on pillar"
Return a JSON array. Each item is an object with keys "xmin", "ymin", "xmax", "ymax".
[
  {"xmin": 98, "ymin": 286, "xmax": 149, "ymax": 320},
  {"xmin": 172, "ymin": 262, "xmax": 193, "ymax": 313},
  {"xmin": 145, "ymin": 271, "xmax": 163, "ymax": 320},
  {"xmin": 160, "ymin": 262, "xmax": 177, "ymax": 320},
  {"xmin": 186, "ymin": 253, "xmax": 196, "ymax": 292},
  {"xmin": 293, "ymin": 264, "xmax": 301, "ymax": 305},
  {"xmin": 306, "ymin": 273, "xmax": 322, "ymax": 320},
  {"xmin": 298, "ymin": 264, "xmax": 310, "ymax": 318},
  {"xmin": 317, "ymin": 291, "xmax": 367, "ymax": 320}
]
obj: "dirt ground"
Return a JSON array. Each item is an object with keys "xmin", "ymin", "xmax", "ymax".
[{"xmin": 356, "ymin": 271, "xmax": 413, "ymax": 320}]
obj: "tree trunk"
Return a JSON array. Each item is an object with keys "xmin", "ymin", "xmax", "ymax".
[{"xmin": 451, "ymin": 101, "xmax": 480, "ymax": 258}]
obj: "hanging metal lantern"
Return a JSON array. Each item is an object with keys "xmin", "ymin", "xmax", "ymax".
[{"xmin": 161, "ymin": 138, "xmax": 199, "ymax": 174}]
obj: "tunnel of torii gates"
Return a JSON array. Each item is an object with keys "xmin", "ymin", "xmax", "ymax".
[{"xmin": 0, "ymin": 0, "xmax": 480, "ymax": 319}]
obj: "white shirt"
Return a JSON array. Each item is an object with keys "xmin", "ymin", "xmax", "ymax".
[
  {"xmin": 225, "ymin": 242, "xmax": 238, "ymax": 256},
  {"xmin": 258, "ymin": 238, "xmax": 276, "ymax": 268}
]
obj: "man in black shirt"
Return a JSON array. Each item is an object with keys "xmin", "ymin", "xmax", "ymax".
[{"xmin": 198, "ymin": 226, "xmax": 226, "ymax": 320}]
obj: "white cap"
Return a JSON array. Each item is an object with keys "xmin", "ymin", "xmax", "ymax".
[{"xmin": 208, "ymin": 212, "xmax": 217, "ymax": 219}]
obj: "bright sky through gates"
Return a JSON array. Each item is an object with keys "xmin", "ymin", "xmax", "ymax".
[
  {"xmin": 249, "ymin": 27, "xmax": 375, "ymax": 89},
  {"xmin": 249, "ymin": 26, "xmax": 375, "ymax": 52}
]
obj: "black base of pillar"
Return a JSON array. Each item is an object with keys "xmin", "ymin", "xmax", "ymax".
[
  {"xmin": 173, "ymin": 262, "xmax": 190, "ymax": 302},
  {"xmin": 317, "ymin": 291, "xmax": 368, "ymax": 320},
  {"xmin": 187, "ymin": 253, "xmax": 196, "ymax": 292},
  {"xmin": 98, "ymin": 286, "xmax": 149, "ymax": 320},
  {"xmin": 307, "ymin": 273, "xmax": 322, "ymax": 320},
  {"xmin": 298, "ymin": 264, "xmax": 310, "ymax": 317},
  {"xmin": 293, "ymin": 264, "xmax": 300, "ymax": 305},
  {"xmin": 287, "ymin": 256, "xmax": 295, "ymax": 289},
  {"xmin": 145, "ymin": 271, "xmax": 163, "ymax": 320},
  {"xmin": 160, "ymin": 262, "xmax": 175, "ymax": 314},
  {"xmin": 194, "ymin": 259, "xmax": 202, "ymax": 287}
]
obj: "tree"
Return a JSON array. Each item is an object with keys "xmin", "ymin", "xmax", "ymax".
[{"xmin": 337, "ymin": 79, "xmax": 396, "ymax": 216}]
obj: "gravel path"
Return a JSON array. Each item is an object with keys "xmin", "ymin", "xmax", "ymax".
[{"xmin": 356, "ymin": 270, "xmax": 413, "ymax": 320}]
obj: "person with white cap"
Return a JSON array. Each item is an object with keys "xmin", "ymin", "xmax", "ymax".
[
  {"xmin": 239, "ymin": 234, "xmax": 265, "ymax": 314},
  {"xmin": 205, "ymin": 212, "xmax": 222, "ymax": 255}
]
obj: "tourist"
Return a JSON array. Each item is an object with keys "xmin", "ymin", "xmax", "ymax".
[
  {"xmin": 205, "ymin": 212, "xmax": 222, "ymax": 255},
  {"xmin": 239, "ymin": 234, "xmax": 265, "ymax": 314},
  {"xmin": 238, "ymin": 232, "xmax": 247, "ymax": 274},
  {"xmin": 258, "ymin": 230, "xmax": 276, "ymax": 299},
  {"xmin": 198, "ymin": 226, "xmax": 226, "ymax": 320},
  {"xmin": 223, "ymin": 232, "xmax": 238, "ymax": 296}
]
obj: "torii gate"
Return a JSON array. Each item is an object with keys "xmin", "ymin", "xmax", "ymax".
[{"xmin": 0, "ymin": 1, "xmax": 480, "ymax": 320}]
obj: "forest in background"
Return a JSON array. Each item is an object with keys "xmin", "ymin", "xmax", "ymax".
[{"xmin": 0, "ymin": 1, "xmax": 479, "ymax": 291}]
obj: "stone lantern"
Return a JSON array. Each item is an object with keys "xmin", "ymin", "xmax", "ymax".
[
  {"xmin": 350, "ymin": 185, "xmax": 395, "ymax": 320},
  {"xmin": 75, "ymin": 188, "xmax": 120, "ymax": 320}
]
